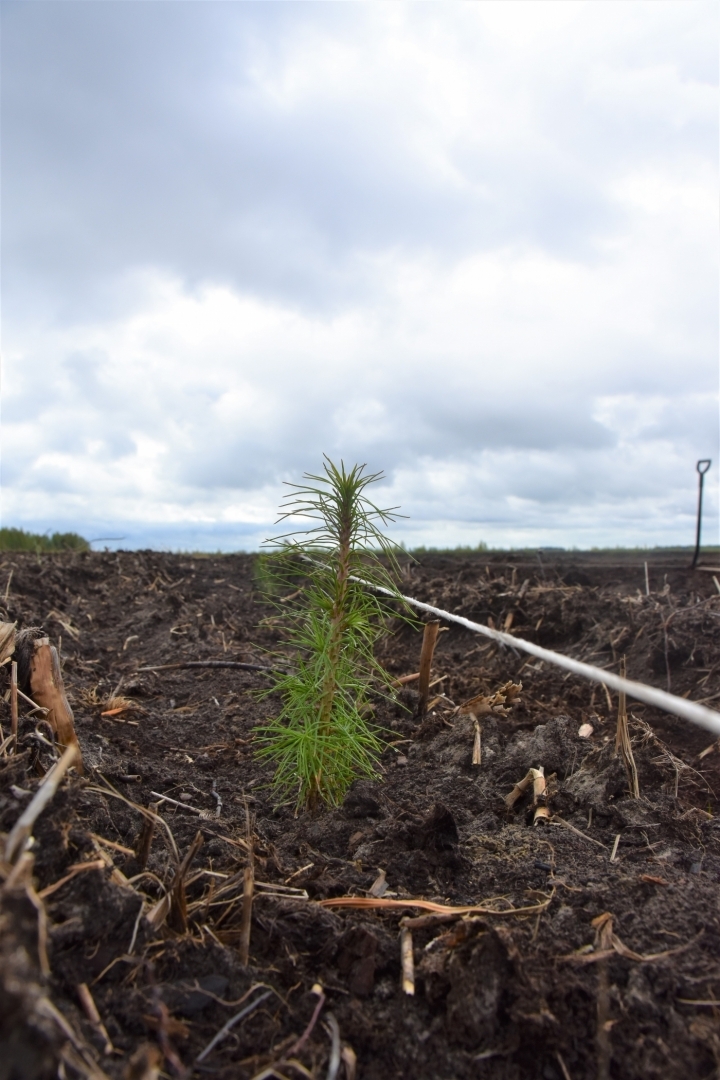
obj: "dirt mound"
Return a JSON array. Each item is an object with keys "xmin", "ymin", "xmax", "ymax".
[{"xmin": 0, "ymin": 549, "xmax": 719, "ymax": 1079}]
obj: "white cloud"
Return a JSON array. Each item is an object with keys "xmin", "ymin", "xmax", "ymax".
[{"xmin": 1, "ymin": 1, "xmax": 717, "ymax": 549}]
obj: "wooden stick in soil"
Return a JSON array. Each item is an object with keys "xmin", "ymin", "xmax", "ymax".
[
  {"xmin": 471, "ymin": 715, "xmax": 482, "ymax": 765},
  {"xmin": 616, "ymin": 658, "xmax": 639, "ymax": 798},
  {"xmin": 400, "ymin": 927, "xmax": 415, "ymax": 995},
  {"xmin": 10, "ymin": 660, "xmax": 18, "ymax": 753},
  {"xmin": 134, "ymin": 801, "xmax": 159, "ymax": 870},
  {"xmin": 532, "ymin": 766, "xmax": 550, "ymax": 824},
  {"xmin": 239, "ymin": 798, "xmax": 255, "ymax": 966},
  {"xmin": 417, "ymin": 621, "xmax": 441, "ymax": 719},
  {"xmin": 29, "ymin": 638, "xmax": 83, "ymax": 773},
  {"xmin": 505, "ymin": 769, "xmax": 535, "ymax": 809},
  {"xmin": 238, "ymin": 865, "xmax": 255, "ymax": 966}
]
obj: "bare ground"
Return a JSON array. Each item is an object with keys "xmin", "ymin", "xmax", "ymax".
[{"xmin": 1, "ymin": 549, "xmax": 719, "ymax": 1080}]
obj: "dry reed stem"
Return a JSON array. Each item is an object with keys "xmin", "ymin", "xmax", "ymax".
[
  {"xmin": 89, "ymin": 778, "xmax": 179, "ymax": 863},
  {"xmin": 29, "ymin": 639, "xmax": 83, "ymax": 772},
  {"xmin": 417, "ymin": 621, "xmax": 441, "ymax": 718},
  {"xmin": 239, "ymin": 865, "xmax": 255, "ymax": 965},
  {"xmin": 559, "ymin": 911, "xmax": 701, "ymax": 965},
  {"xmin": 616, "ymin": 658, "xmax": 639, "ymax": 798},
  {"xmin": 548, "ymin": 816, "xmax": 607, "ymax": 850},
  {"xmin": 400, "ymin": 927, "xmax": 415, "ymax": 995},
  {"xmin": 168, "ymin": 830, "xmax": 204, "ymax": 933},
  {"xmin": 319, "ymin": 893, "xmax": 554, "ymax": 917},
  {"xmin": 341, "ymin": 1045, "xmax": 357, "ymax": 1080},
  {"xmin": 10, "ymin": 660, "xmax": 18, "ymax": 753},
  {"xmin": 504, "ymin": 769, "xmax": 535, "ymax": 809},
  {"xmin": 77, "ymin": 982, "xmax": 114, "ymax": 1055},
  {"xmin": 532, "ymin": 766, "xmax": 551, "ymax": 824},
  {"xmin": 135, "ymin": 802, "xmax": 159, "ymax": 869},
  {"xmin": 471, "ymin": 717, "xmax": 482, "ymax": 765},
  {"xmin": 38, "ymin": 859, "xmax": 106, "ymax": 899}
]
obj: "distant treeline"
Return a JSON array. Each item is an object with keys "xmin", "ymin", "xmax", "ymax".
[
  {"xmin": 405, "ymin": 543, "xmax": 719, "ymax": 556},
  {"xmin": 0, "ymin": 528, "xmax": 90, "ymax": 553}
]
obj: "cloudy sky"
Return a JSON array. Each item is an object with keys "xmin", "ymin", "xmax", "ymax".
[{"xmin": 2, "ymin": 1, "xmax": 717, "ymax": 551}]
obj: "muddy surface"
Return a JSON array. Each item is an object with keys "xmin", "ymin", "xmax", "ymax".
[{"xmin": 1, "ymin": 549, "xmax": 719, "ymax": 1080}]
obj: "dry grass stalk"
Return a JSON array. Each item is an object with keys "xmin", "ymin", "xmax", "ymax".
[
  {"xmin": 10, "ymin": 659, "xmax": 18, "ymax": 753},
  {"xmin": 3, "ymin": 743, "xmax": 79, "ymax": 863},
  {"xmin": 167, "ymin": 830, "xmax": 204, "ymax": 933},
  {"xmin": 88, "ymin": 777, "xmax": 180, "ymax": 865},
  {"xmin": 123, "ymin": 1043, "xmax": 163, "ymax": 1080},
  {"xmin": 29, "ymin": 638, "xmax": 83, "ymax": 772},
  {"xmin": 471, "ymin": 718, "xmax": 482, "ymax": 765},
  {"xmin": 698, "ymin": 738, "xmax": 720, "ymax": 761},
  {"xmin": 417, "ymin": 621, "xmax": 441, "ymax": 718},
  {"xmin": 324, "ymin": 1013, "xmax": 341, "ymax": 1080},
  {"xmin": 549, "ymin": 816, "xmax": 607, "ymax": 850},
  {"xmin": 400, "ymin": 927, "xmax": 415, "ymax": 995},
  {"xmin": 77, "ymin": 982, "xmax": 114, "ymax": 1055},
  {"xmin": 319, "ymin": 892, "xmax": 554, "ymax": 917},
  {"xmin": 392, "ymin": 671, "xmax": 421, "ymax": 686},
  {"xmin": 238, "ymin": 865, "xmax": 255, "ymax": 965},
  {"xmin": 560, "ymin": 910, "xmax": 700, "ymax": 965},
  {"xmin": 238, "ymin": 799, "xmax": 255, "ymax": 964},
  {"xmin": 135, "ymin": 802, "xmax": 159, "ymax": 869},
  {"xmin": 615, "ymin": 658, "xmax": 639, "ymax": 798},
  {"xmin": 38, "ymin": 859, "xmax": 106, "ymax": 899},
  {"xmin": 341, "ymin": 1045, "xmax": 357, "ymax": 1080}
]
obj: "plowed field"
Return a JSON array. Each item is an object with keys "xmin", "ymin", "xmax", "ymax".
[{"xmin": 1, "ymin": 549, "xmax": 719, "ymax": 1080}]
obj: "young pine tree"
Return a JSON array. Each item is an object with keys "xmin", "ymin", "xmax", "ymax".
[{"xmin": 255, "ymin": 458, "xmax": 406, "ymax": 810}]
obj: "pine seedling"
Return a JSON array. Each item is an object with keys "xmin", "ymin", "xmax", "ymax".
[{"xmin": 254, "ymin": 457, "xmax": 406, "ymax": 810}]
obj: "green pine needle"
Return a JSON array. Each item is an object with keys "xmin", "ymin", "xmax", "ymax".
[{"xmin": 254, "ymin": 457, "xmax": 407, "ymax": 809}]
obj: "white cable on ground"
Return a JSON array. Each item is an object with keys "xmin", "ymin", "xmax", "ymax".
[{"xmin": 376, "ymin": 585, "xmax": 720, "ymax": 738}]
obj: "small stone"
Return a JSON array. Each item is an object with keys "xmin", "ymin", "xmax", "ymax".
[
  {"xmin": 689, "ymin": 861, "xmax": 703, "ymax": 874},
  {"xmin": 396, "ymin": 755, "xmax": 408, "ymax": 766},
  {"xmin": 578, "ymin": 723, "xmax": 594, "ymax": 739},
  {"xmin": 179, "ymin": 792, "xmax": 193, "ymax": 802}
]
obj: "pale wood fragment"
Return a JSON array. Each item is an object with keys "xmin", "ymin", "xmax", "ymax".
[
  {"xmin": 29, "ymin": 639, "xmax": 83, "ymax": 772},
  {"xmin": 135, "ymin": 802, "xmax": 159, "ymax": 869},
  {"xmin": 0, "ymin": 621, "xmax": 16, "ymax": 663},
  {"xmin": 400, "ymin": 927, "xmax": 415, "ymax": 995},
  {"xmin": 417, "ymin": 621, "xmax": 441, "ymax": 718},
  {"xmin": 10, "ymin": 660, "xmax": 18, "ymax": 752},
  {"xmin": 471, "ymin": 717, "xmax": 482, "ymax": 765}
]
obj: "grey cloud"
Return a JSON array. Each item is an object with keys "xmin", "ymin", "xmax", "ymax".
[{"xmin": 4, "ymin": 2, "xmax": 715, "ymax": 323}]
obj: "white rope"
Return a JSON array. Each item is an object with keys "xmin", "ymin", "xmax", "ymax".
[{"xmin": 378, "ymin": 586, "xmax": 720, "ymax": 738}]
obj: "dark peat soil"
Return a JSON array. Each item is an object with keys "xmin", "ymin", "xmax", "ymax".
[{"xmin": 1, "ymin": 549, "xmax": 720, "ymax": 1080}]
